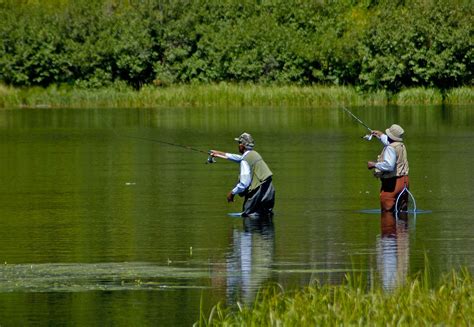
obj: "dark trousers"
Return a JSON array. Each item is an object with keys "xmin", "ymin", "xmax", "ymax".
[{"xmin": 242, "ymin": 178, "xmax": 275, "ymax": 217}]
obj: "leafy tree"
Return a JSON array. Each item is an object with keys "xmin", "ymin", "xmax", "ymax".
[{"xmin": 0, "ymin": 0, "xmax": 471, "ymax": 91}]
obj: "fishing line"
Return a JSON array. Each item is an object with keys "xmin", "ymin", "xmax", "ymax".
[
  {"xmin": 118, "ymin": 134, "xmax": 208, "ymax": 154},
  {"xmin": 108, "ymin": 125, "xmax": 215, "ymax": 163}
]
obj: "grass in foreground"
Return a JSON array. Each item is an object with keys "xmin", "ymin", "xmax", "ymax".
[
  {"xmin": 0, "ymin": 83, "xmax": 472, "ymax": 109},
  {"xmin": 196, "ymin": 269, "xmax": 473, "ymax": 326}
]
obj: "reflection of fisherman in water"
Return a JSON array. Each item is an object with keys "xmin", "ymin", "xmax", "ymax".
[
  {"xmin": 376, "ymin": 211, "xmax": 409, "ymax": 290},
  {"xmin": 210, "ymin": 133, "xmax": 275, "ymax": 217},
  {"xmin": 226, "ymin": 217, "xmax": 275, "ymax": 305},
  {"xmin": 368, "ymin": 124, "xmax": 410, "ymax": 212}
]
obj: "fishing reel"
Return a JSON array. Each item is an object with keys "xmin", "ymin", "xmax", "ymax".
[
  {"xmin": 207, "ymin": 156, "xmax": 216, "ymax": 164},
  {"xmin": 206, "ymin": 151, "xmax": 216, "ymax": 164},
  {"xmin": 362, "ymin": 134, "xmax": 373, "ymax": 141}
]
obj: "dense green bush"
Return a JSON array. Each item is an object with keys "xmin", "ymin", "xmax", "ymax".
[
  {"xmin": 0, "ymin": 0, "xmax": 472, "ymax": 92},
  {"xmin": 359, "ymin": 1, "xmax": 472, "ymax": 94}
]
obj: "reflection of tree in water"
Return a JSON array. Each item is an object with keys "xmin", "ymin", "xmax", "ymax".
[
  {"xmin": 376, "ymin": 211, "xmax": 409, "ymax": 290},
  {"xmin": 226, "ymin": 217, "xmax": 275, "ymax": 305}
]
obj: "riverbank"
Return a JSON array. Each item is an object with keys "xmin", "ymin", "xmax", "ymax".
[
  {"xmin": 197, "ymin": 269, "xmax": 473, "ymax": 326},
  {"xmin": 1, "ymin": 84, "xmax": 472, "ymax": 109}
]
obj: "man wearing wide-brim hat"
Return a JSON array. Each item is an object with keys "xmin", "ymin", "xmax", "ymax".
[
  {"xmin": 210, "ymin": 132, "xmax": 275, "ymax": 217},
  {"xmin": 367, "ymin": 124, "xmax": 410, "ymax": 212}
]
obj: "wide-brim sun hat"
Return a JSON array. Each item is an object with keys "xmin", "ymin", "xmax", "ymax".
[{"xmin": 385, "ymin": 124, "xmax": 404, "ymax": 142}]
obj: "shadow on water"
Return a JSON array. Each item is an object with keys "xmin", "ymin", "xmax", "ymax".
[
  {"xmin": 225, "ymin": 216, "xmax": 275, "ymax": 305},
  {"xmin": 360, "ymin": 209, "xmax": 432, "ymax": 214}
]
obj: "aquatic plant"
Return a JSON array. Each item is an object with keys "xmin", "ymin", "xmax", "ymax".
[
  {"xmin": 196, "ymin": 268, "xmax": 473, "ymax": 326},
  {"xmin": 0, "ymin": 84, "xmax": 472, "ymax": 109},
  {"xmin": 394, "ymin": 87, "xmax": 443, "ymax": 105},
  {"xmin": 445, "ymin": 87, "xmax": 474, "ymax": 105}
]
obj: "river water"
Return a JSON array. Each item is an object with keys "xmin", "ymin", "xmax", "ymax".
[{"xmin": 0, "ymin": 105, "xmax": 472, "ymax": 325}]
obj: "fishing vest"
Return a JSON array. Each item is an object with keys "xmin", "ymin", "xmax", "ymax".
[
  {"xmin": 242, "ymin": 150, "xmax": 273, "ymax": 192},
  {"xmin": 376, "ymin": 142, "xmax": 409, "ymax": 179}
]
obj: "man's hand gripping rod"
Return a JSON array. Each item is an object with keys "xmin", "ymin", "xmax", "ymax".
[{"xmin": 342, "ymin": 106, "xmax": 374, "ymax": 140}]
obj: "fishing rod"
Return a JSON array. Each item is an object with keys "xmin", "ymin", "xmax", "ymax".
[
  {"xmin": 341, "ymin": 106, "xmax": 374, "ymax": 140},
  {"xmin": 110, "ymin": 128, "xmax": 216, "ymax": 163},
  {"xmin": 342, "ymin": 107, "xmax": 419, "ymax": 217}
]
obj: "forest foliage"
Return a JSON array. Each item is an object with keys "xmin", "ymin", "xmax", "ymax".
[{"xmin": 0, "ymin": 0, "xmax": 472, "ymax": 94}]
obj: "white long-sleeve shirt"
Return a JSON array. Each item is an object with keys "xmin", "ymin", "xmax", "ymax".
[
  {"xmin": 225, "ymin": 153, "xmax": 243, "ymax": 163},
  {"xmin": 375, "ymin": 134, "xmax": 397, "ymax": 172},
  {"xmin": 225, "ymin": 151, "xmax": 252, "ymax": 194}
]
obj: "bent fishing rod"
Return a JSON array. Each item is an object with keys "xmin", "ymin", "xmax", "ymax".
[
  {"xmin": 341, "ymin": 106, "xmax": 374, "ymax": 140},
  {"xmin": 110, "ymin": 128, "xmax": 216, "ymax": 163}
]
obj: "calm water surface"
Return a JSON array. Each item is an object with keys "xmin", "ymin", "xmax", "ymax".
[{"xmin": 0, "ymin": 105, "xmax": 472, "ymax": 325}]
